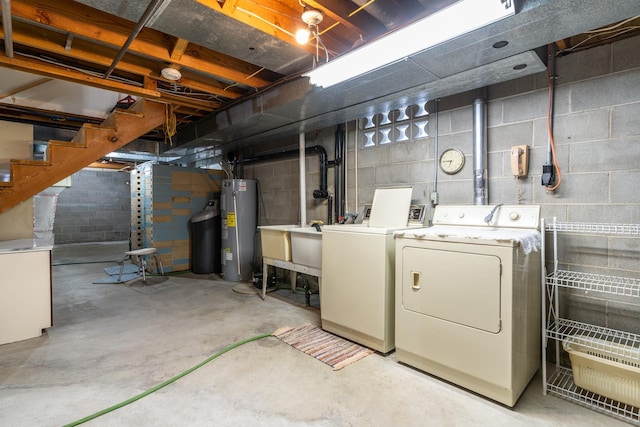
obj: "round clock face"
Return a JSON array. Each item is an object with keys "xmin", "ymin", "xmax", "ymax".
[{"xmin": 439, "ymin": 148, "xmax": 465, "ymax": 174}]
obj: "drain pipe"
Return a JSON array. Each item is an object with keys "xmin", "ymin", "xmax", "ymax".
[
  {"xmin": 299, "ymin": 133, "xmax": 307, "ymax": 226},
  {"xmin": 473, "ymin": 88, "xmax": 488, "ymax": 206},
  {"xmin": 231, "ymin": 146, "xmax": 330, "ymax": 222}
]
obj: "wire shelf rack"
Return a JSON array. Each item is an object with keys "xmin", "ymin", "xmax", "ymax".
[
  {"xmin": 546, "ymin": 318, "xmax": 640, "ymax": 361},
  {"xmin": 546, "ymin": 270, "xmax": 640, "ymax": 297},
  {"xmin": 542, "ymin": 218, "xmax": 640, "ymax": 423},
  {"xmin": 544, "ymin": 222, "xmax": 640, "ymax": 235},
  {"xmin": 547, "ymin": 367, "xmax": 640, "ymax": 424}
]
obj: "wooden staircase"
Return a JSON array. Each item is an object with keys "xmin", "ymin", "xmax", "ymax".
[{"xmin": 0, "ymin": 99, "xmax": 166, "ymax": 215}]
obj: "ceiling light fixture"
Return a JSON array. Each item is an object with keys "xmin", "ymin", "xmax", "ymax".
[
  {"xmin": 296, "ymin": 5, "xmax": 328, "ymax": 66},
  {"xmin": 303, "ymin": 0, "xmax": 516, "ymax": 88},
  {"xmin": 161, "ymin": 67, "xmax": 182, "ymax": 81}
]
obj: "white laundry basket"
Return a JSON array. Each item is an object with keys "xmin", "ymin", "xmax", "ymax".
[{"xmin": 563, "ymin": 336, "xmax": 640, "ymax": 407}]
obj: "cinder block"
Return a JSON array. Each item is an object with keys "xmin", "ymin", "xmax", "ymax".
[
  {"xmin": 571, "ymin": 70, "xmax": 640, "ymax": 112},
  {"xmin": 566, "ymin": 205, "xmax": 640, "ymax": 225},
  {"xmin": 409, "ymin": 161, "xmax": 432, "ymax": 183},
  {"xmin": 375, "ymin": 163, "xmax": 410, "ymax": 185},
  {"xmin": 357, "ymin": 145, "xmax": 391, "ymax": 167},
  {"xmin": 611, "ymin": 170, "xmax": 640, "ymax": 203},
  {"xmin": 556, "ymin": 43, "xmax": 611, "ymax": 84},
  {"xmin": 612, "ymin": 34, "xmax": 640, "ymax": 72},
  {"xmin": 612, "ymin": 103, "xmax": 640, "ymax": 138},
  {"xmin": 488, "ymin": 122, "xmax": 533, "ymax": 152},
  {"xmin": 571, "ymin": 138, "xmax": 639, "ymax": 173},
  {"xmin": 390, "ymin": 139, "xmax": 427, "ymax": 163},
  {"xmin": 502, "ymin": 89, "xmax": 548, "ymax": 123},
  {"xmin": 450, "ymin": 106, "xmax": 472, "ymax": 133}
]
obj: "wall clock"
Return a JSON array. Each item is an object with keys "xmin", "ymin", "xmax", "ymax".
[{"xmin": 439, "ymin": 148, "xmax": 465, "ymax": 175}]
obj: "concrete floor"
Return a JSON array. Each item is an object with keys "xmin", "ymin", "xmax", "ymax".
[{"xmin": 0, "ymin": 242, "xmax": 629, "ymax": 426}]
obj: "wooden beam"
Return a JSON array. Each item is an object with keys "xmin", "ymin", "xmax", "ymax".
[
  {"xmin": 4, "ymin": 21, "xmax": 240, "ymax": 106},
  {"xmin": 197, "ymin": 0, "xmax": 349, "ymax": 55},
  {"xmin": 0, "ymin": 77, "xmax": 52, "ymax": 99},
  {"xmin": 0, "ymin": 51, "xmax": 161, "ymax": 98},
  {"xmin": 170, "ymin": 38, "xmax": 190, "ymax": 61},
  {"xmin": 11, "ymin": 0, "xmax": 273, "ymax": 88}
]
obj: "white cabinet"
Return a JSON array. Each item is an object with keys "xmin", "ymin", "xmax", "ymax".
[
  {"xmin": 541, "ymin": 219, "xmax": 640, "ymax": 424},
  {"xmin": 0, "ymin": 245, "xmax": 52, "ymax": 345}
]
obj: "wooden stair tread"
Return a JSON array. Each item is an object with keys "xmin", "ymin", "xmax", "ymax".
[{"xmin": 0, "ymin": 99, "xmax": 166, "ymax": 213}]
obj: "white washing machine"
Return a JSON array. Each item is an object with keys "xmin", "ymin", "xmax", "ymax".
[
  {"xmin": 394, "ymin": 205, "xmax": 541, "ymax": 407},
  {"xmin": 321, "ymin": 187, "xmax": 421, "ymax": 353}
]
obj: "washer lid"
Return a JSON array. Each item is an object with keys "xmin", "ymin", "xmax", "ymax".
[{"xmin": 369, "ymin": 187, "xmax": 413, "ymax": 228}]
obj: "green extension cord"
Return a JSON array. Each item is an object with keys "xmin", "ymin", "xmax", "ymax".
[{"xmin": 63, "ymin": 333, "xmax": 272, "ymax": 426}]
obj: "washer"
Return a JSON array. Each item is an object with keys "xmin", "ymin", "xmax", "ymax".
[
  {"xmin": 321, "ymin": 188, "xmax": 418, "ymax": 353},
  {"xmin": 394, "ymin": 205, "xmax": 541, "ymax": 407}
]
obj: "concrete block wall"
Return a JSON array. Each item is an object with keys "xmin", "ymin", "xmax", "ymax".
[
  {"xmin": 53, "ymin": 168, "xmax": 130, "ymax": 243},
  {"xmin": 245, "ymin": 34, "xmax": 640, "ymax": 333}
]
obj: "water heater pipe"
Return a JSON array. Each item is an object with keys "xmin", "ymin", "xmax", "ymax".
[
  {"xmin": 299, "ymin": 132, "xmax": 307, "ymax": 226},
  {"xmin": 473, "ymin": 89, "xmax": 488, "ymax": 205},
  {"xmin": 232, "ymin": 192, "xmax": 241, "ymax": 276}
]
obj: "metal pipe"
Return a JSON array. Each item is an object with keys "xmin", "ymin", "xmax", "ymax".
[
  {"xmin": 235, "ymin": 145, "xmax": 328, "ymax": 196},
  {"xmin": 232, "ymin": 192, "xmax": 241, "ymax": 276},
  {"xmin": 2, "ymin": 0, "xmax": 14, "ymax": 58},
  {"xmin": 430, "ymin": 99, "xmax": 440, "ymax": 209},
  {"xmin": 354, "ymin": 120, "xmax": 359, "ymax": 210},
  {"xmin": 473, "ymin": 88, "xmax": 488, "ymax": 205},
  {"xmin": 433, "ymin": 100, "xmax": 439, "ymax": 192},
  {"xmin": 299, "ymin": 133, "xmax": 307, "ymax": 226},
  {"xmin": 546, "ymin": 43, "xmax": 556, "ymax": 165},
  {"xmin": 344, "ymin": 122, "xmax": 348, "ymax": 212},
  {"xmin": 104, "ymin": 0, "xmax": 164, "ymax": 79}
]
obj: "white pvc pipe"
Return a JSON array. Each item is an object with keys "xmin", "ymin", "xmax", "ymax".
[
  {"xmin": 354, "ymin": 121, "xmax": 359, "ymax": 210},
  {"xmin": 344, "ymin": 122, "xmax": 348, "ymax": 212},
  {"xmin": 299, "ymin": 132, "xmax": 307, "ymax": 226}
]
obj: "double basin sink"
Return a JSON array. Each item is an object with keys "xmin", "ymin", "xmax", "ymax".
[{"xmin": 259, "ymin": 225, "xmax": 322, "ymax": 269}]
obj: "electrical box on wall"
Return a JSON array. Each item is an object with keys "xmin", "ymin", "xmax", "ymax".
[{"xmin": 511, "ymin": 145, "xmax": 529, "ymax": 177}]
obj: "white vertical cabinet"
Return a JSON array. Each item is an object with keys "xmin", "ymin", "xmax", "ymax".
[
  {"xmin": 541, "ymin": 219, "xmax": 640, "ymax": 424},
  {"xmin": 0, "ymin": 247, "xmax": 52, "ymax": 345}
]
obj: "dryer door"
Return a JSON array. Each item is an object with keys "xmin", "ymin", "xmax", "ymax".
[{"xmin": 401, "ymin": 247, "xmax": 501, "ymax": 333}]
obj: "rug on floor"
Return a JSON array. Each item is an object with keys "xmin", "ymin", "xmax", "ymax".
[{"xmin": 273, "ymin": 324, "xmax": 373, "ymax": 370}]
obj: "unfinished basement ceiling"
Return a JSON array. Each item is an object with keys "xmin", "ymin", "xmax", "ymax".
[{"xmin": 0, "ymin": 0, "xmax": 638, "ymax": 162}]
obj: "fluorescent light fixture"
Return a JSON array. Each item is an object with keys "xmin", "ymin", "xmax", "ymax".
[{"xmin": 303, "ymin": 0, "xmax": 515, "ymax": 88}]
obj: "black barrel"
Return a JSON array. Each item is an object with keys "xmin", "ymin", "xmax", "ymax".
[{"xmin": 190, "ymin": 200, "xmax": 221, "ymax": 274}]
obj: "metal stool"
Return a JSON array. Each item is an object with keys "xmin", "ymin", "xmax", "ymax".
[{"xmin": 118, "ymin": 248, "xmax": 164, "ymax": 283}]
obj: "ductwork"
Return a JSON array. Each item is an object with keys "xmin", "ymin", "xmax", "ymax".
[{"xmin": 166, "ymin": 0, "xmax": 640, "ymax": 158}]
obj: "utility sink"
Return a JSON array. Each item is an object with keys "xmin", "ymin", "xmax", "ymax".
[
  {"xmin": 289, "ymin": 226, "xmax": 322, "ymax": 269},
  {"xmin": 258, "ymin": 225, "xmax": 298, "ymax": 261}
]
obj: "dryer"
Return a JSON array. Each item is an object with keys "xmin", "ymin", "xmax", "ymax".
[{"xmin": 394, "ymin": 205, "xmax": 541, "ymax": 407}]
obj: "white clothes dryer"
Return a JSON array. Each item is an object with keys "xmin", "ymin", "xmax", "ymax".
[{"xmin": 394, "ymin": 204, "xmax": 541, "ymax": 407}]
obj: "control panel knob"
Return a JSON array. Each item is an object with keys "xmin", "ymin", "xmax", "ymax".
[
  {"xmin": 509, "ymin": 211, "xmax": 520, "ymax": 221},
  {"xmin": 458, "ymin": 212, "xmax": 465, "ymax": 219}
]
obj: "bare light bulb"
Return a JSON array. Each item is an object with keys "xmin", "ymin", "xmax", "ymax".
[{"xmin": 296, "ymin": 28, "xmax": 310, "ymax": 44}]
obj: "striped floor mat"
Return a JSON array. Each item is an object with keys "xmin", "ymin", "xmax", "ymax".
[{"xmin": 273, "ymin": 324, "xmax": 373, "ymax": 370}]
